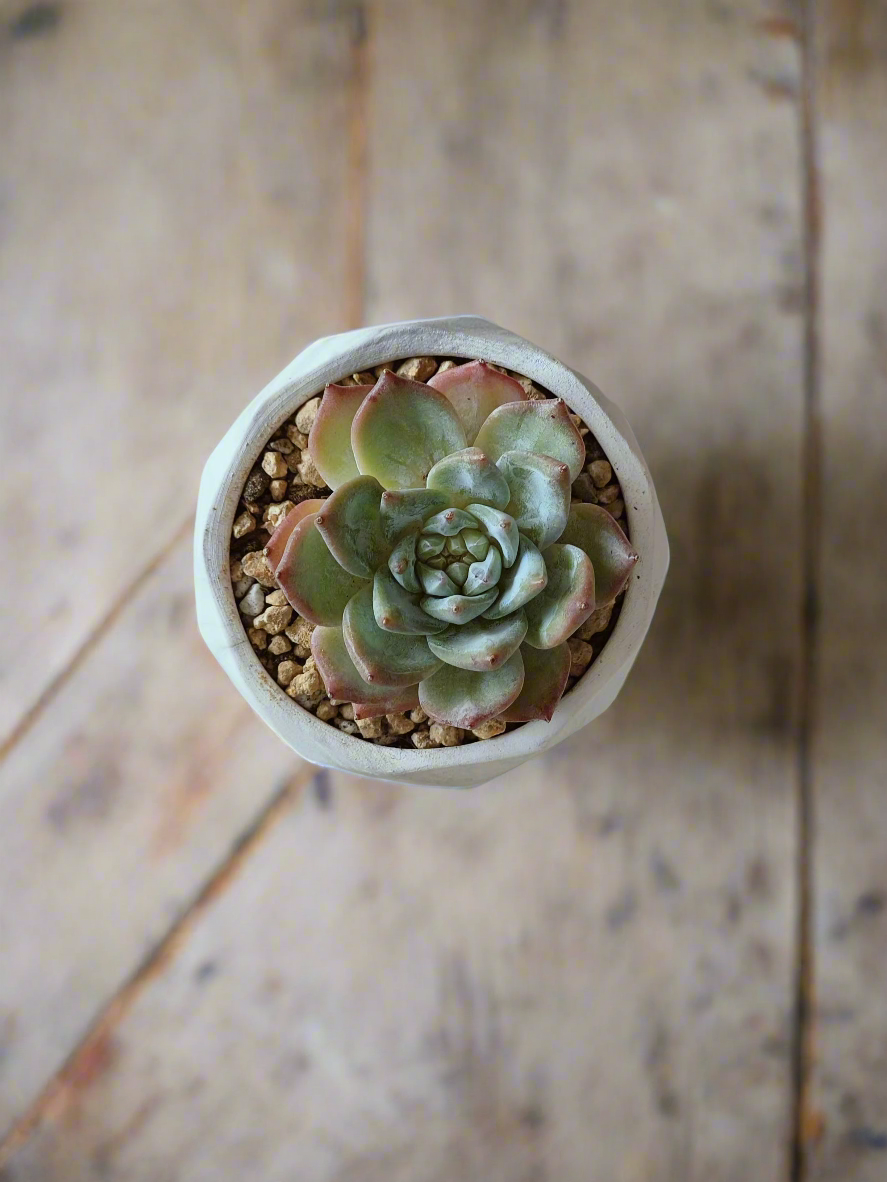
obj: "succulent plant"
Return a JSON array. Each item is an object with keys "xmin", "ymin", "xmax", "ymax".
[{"xmin": 265, "ymin": 361, "xmax": 638, "ymax": 729}]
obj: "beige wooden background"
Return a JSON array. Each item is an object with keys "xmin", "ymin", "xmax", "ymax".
[{"xmin": 1, "ymin": 1, "xmax": 885, "ymax": 1179}]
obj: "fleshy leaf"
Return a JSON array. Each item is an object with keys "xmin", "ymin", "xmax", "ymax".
[
  {"xmin": 343, "ymin": 585, "xmax": 442, "ymax": 687},
  {"xmin": 379, "ymin": 488, "xmax": 449, "ymax": 544},
  {"xmin": 462, "ymin": 529, "xmax": 489, "ymax": 560},
  {"xmin": 427, "ymin": 612, "xmax": 527, "ymax": 672},
  {"xmin": 276, "ymin": 516, "xmax": 368, "ymax": 626},
  {"xmin": 523, "ymin": 543, "xmax": 595, "ymax": 649},
  {"xmin": 497, "ymin": 450, "xmax": 571, "ymax": 550},
  {"xmin": 351, "ymin": 371, "xmax": 467, "ymax": 489},
  {"xmin": 483, "ymin": 535, "xmax": 548, "ymax": 618},
  {"xmin": 466, "ymin": 504, "xmax": 519, "ymax": 567},
  {"xmin": 372, "ymin": 570, "xmax": 448, "ymax": 635},
  {"xmin": 427, "ymin": 360, "xmax": 527, "ymax": 444},
  {"xmin": 421, "ymin": 508, "xmax": 480, "ymax": 536},
  {"xmin": 311, "ymin": 626, "xmax": 416, "ymax": 708},
  {"xmin": 462, "ymin": 544, "xmax": 502, "ymax": 596},
  {"xmin": 418, "ymin": 563, "xmax": 460, "ymax": 597},
  {"xmin": 474, "ymin": 398, "xmax": 586, "ymax": 480},
  {"xmin": 419, "ymin": 650, "xmax": 525, "ymax": 729},
  {"xmin": 447, "ymin": 561, "xmax": 470, "ymax": 586},
  {"xmin": 308, "ymin": 384, "xmax": 373, "ymax": 489},
  {"xmin": 388, "ymin": 533, "xmax": 420, "ymax": 593},
  {"xmin": 417, "ymin": 535, "xmax": 446, "ymax": 560},
  {"xmin": 314, "ymin": 475, "xmax": 388, "ymax": 579},
  {"xmin": 265, "ymin": 498, "xmax": 325, "ymax": 570},
  {"xmin": 556, "ymin": 502, "xmax": 639, "ymax": 606},
  {"xmin": 420, "ymin": 589, "xmax": 498, "ymax": 624},
  {"xmin": 500, "ymin": 643, "xmax": 571, "ymax": 722},
  {"xmin": 426, "ymin": 447, "xmax": 511, "ymax": 510},
  {"xmin": 445, "ymin": 534, "xmax": 468, "ymax": 557},
  {"xmin": 352, "ymin": 690, "xmax": 420, "ymax": 721}
]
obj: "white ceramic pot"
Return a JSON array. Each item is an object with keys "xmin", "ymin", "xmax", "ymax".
[{"xmin": 195, "ymin": 316, "xmax": 668, "ymax": 789}]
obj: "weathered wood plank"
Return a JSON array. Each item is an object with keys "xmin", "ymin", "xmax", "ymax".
[
  {"xmin": 2, "ymin": 1, "xmax": 806, "ymax": 1178},
  {"xmin": 807, "ymin": 6, "xmax": 887, "ymax": 1179},
  {"xmin": 0, "ymin": 534, "xmax": 309, "ymax": 1133},
  {"xmin": 0, "ymin": 0, "xmax": 357, "ymax": 742}
]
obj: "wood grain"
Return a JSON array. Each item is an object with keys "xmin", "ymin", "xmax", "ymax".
[
  {"xmin": 0, "ymin": 0, "xmax": 358, "ymax": 744},
  {"xmin": 806, "ymin": 5, "xmax": 887, "ymax": 1178},
  {"xmin": 1, "ymin": 1, "xmax": 809, "ymax": 1179}
]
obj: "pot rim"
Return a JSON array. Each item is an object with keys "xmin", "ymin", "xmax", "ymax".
[{"xmin": 195, "ymin": 315, "xmax": 668, "ymax": 786}]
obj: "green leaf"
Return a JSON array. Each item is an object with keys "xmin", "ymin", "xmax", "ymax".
[
  {"xmin": 501, "ymin": 643, "xmax": 571, "ymax": 722},
  {"xmin": 556, "ymin": 503, "xmax": 639, "ymax": 605},
  {"xmin": 465, "ymin": 504, "xmax": 519, "ymax": 567},
  {"xmin": 420, "ymin": 589, "xmax": 498, "ymax": 625},
  {"xmin": 445, "ymin": 534, "xmax": 468, "ymax": 557},
  {"xmin": 447, "ymin": 561, "xmax": 470, "ymax": 586},
  {"xmin": 380, "ymin": 488, "xmax": 449, "ymax": 544},
  {"xmin": 427, "ymin": 612, "xmax": 527, "ymax": 672},
  {"xmin": 419, "ymin": 650, "xmax": 525, "ymax": 728},
  {"xmin": 265, "ymin": 498, "xmax": 325, "ymax": 571},
  {"xmin": 427, "ymin": 359, "xmax": 527, "ymax": 444},
  {"xmin": 276, "ymin": 516, "xmax": 368, "ymax": 626},
  {"xmin": 462, "ymin": 544, "xmax": 502, "ymax": 596},
  {"xmin": 311, "ymin": 626, "xmax": 420, "ymax": 711},
  {"xmin": 418, "ymin": 563, "xmax": 460, "ymax": 597},
  {"xmin": 314, "ymin": 475, "xmax": 389, "ymax": 579},
  {"xmin": 483, "ymin": 535, "xmax": 548, "ymax": 618},
  {"xmin": 474, "ymin": 398, "xmax": 586, "ymax": 480},
  {"xmin": 351, "ymin": 371, "xmax": 466, "ymax": 489},
  {"xmin": 523, "ymin": 544, "xmax": 595, "ymax": 649},
  {"xmin": 417, "ymin": 535, "xmax": 446, "ymax": 560},
  {"xmin": 462, "ymin": 529, "xmax": 489, "ymax": 560},
  {"xmin": 388, "ymin": 532, "xmax": 421, "ymax": 593},
  {"xmin": 343, "ymin": 586, "xmax": 442, "ymax": 687},
  {"xmin": 426, "ymin": 447, "xmax": 511, "ymax": 509},
  {"xmin": 372, "ymin": 570, "xmax": 448, "ymax": 635},
  {"xmin": 421, "ymin": 508, "xmax": 480, "ymax": 536},
  {"xmin": 352, "ymin": 689, "xmax": 420, "ymax": 720},
  {"xmin": 308, "ymin": 384, "xmax": 374, "ymax": 489},
  {"xmin": 497, "ymin": 450, "xmax": 571, "ymax": 550}
]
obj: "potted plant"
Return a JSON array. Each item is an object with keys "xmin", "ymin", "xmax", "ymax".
[{"xmin": 195, "ymin": 316, "xmax": 667, "ymax": 789}]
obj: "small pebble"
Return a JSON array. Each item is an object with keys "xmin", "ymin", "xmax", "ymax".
[
  {"xmin": 230, "ymin": 558, "xmax": 245, "ymax": 581},
  {"xmin": 316, "ymin": 701, "xmax": 339, "ymax": 721},
  {"xmin": 232, "ymin": 577, "xmax": 253, "ymax": 599},
  {"xmin": 596, "ymin": 482, "xmax": 621, "ymax": 505},
  {"xmin": 572, "ymin": 473, "xmax": 597, "ymax": 503},
  {"xmin": 263, "ymin": 500, "xmax": 295, "ymax": 532},
  {"xmin": 352, "ymin": 370, "xmax": 377, "ymax": 385},
  {"xmin": 374, "ymin": 363, "xmax": 396, "ymax": 376},
  {"xmin": 472, "ymin": 717, "xmax": 506, "ymax": 740},
  {"xmin": 286, "ymin": 666, "xmax": 325, "ymax": 708},
  {"xmin": 270, "ymin": 479, "xmax": 288, "ymax": 502},
  {"xmin": 265, "ymin": 589, "xmax": 288, "ymax": 607},
  {"xmin": 268, "ymin": 634, "xmax": 291, "ymax": 655},
  {"xmin": 589, "ymin": 459, "xmax": 612, "ymax": 488},
  {"xmin": 335, "ymin": 718, "xmax": 360, "ymax": 735},
  {"xmin": 238, "ymin": 584, "xmax": 266, "ymax": 617},
  {"xmin": 567, "ymin": 638, "xmax": 595, "ymax": 676},
  {"xmin": 285, "ymin": 617, "xmax": 315, "ymax": 659},
  {"xmin": 286, "ymin": 425, "xmax": 309, "ymax": 448},
  {"xmin": 253, "ymin": 604, "xmax": 293, "ymax": 635},
  {"xmin": 576, "ymin": 602, "xmax": 613, "ymax": 640},
  {"xmin": 243, "ymin": 468, "xmax": 270, "ymax": 501},
  {"xmin": 295, "ymin": 396, "xmax": 321, "ymax": 434},
  {"xmin": 247, "ymin": 626, "xmax": 268, "ymax": 651},
  {"xmin": 515, "ymin": 375, "xmax": 546, "ymax": 400},
  {"xmin": 232, "ymin": 511, "xmax": 256, "ymax": 538},
  {"xmin": 276, "ymin": 660, "xmax": 300, "ymax": 687},
  {"xmin": 339, "ymin": 703, "xmax": 356, "ymax": 721},
  {"xmin": 606, "ymin": 499, "xmax": 625, "ymax": 519},
  {"xmin": 356, "ymin": 716, "xmax": 385, "ymax": 739},
  {"xmin": 374, "ymin": 734, "xmax": 403, "ymax": 746},
  {"xmin": 411, "ymin": 728, "xmax": 439, "ymax": 750},
  {"xmin": 386, "ymin": 712, "xmax": 415, "ymax": 735},
  {"xmin": 396, "ymin": 357, "xmax": 437, "ymax": 382},
  {"xmin": 261, "ymin": 451, "xmax": 288, "ymax": 480},
  {"xmin": 436, "ymin": 360, "xmax": 457, "ymax": 374},
  {"xmin": 429, "ymin": 723, "xmax": 465, "ymax": 747},
  {"xmin": 409, "ymin": 707, "xmax": 428, "ymax": 724},
  {"xmin": 268, "ymin": 437, "xmax": 294, "ymax": 454},
  {"xmin": 241, "ymin": 550, "xmax": 278, "ymax": 588},
  {"xmin": 296, "ymin": 452, "xmax": 326, "ymax": 488}
]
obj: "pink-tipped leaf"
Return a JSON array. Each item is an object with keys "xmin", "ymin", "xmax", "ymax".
[
  {"xmin": 308, "ymin": 384, "xmax": 374, "ymax": 489},
  {"xmin": 427, "ymin": 360, "xmax": 527, "ymax": 445},
  {"xmin": 523, "ymin": 543, "xmax": 595, "ymax": 649},
  {"xmin": 276, "ymin": 515, "xmax": 368, "ymax": 626},
  {"xmin": 343, "ymin": 585, "xmax": 442, "ymax": 687},
  {"xmin": 500, "ymin": 643, "xmax": 571, "ymax": 722},
  {"xmin": 419, "ymin": 649, "xmax": 525, "ymax": 729},
  {"xmin": 427, "ymin": 612, "xmax": 527, "ymax": 672},
  {"xmin": 314, "ymin": 475, "xmax": 389, "ymax": 579},
  {"xmin": 497, "ymin": 450, "xmax": 571, "ymax": 550},
  {"xmin": 556, "ymin": 502, "xmax": 638, "ymax": 606},
  {"xmin": 311, "ymin": 626, "xmax": 420, "ymax": 718},
  {"xmin": 265, "ymin": 498, "xmax": 325, "ymax": 570},
  {"xmin": 474, "ymin": 398, "xmax": 585, "ymax": 480}
]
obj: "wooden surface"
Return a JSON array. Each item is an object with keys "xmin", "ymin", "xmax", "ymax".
[{"xmin": 0, "ymin": 1, "xmax": 882, "ymax": 1180}]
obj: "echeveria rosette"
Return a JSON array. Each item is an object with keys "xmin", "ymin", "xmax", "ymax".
[{"xmin": 273, "ymin": 362, "xmax": 638, "ymax": 729}]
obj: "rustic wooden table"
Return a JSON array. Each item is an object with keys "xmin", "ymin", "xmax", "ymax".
[{"xmin": 1, "ymin": 1, "xmax": 884, "ymax": 1179}]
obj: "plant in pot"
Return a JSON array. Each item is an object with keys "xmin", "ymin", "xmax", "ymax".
[{"xmin": 195, "ymin": 316, "xmax": 668, "ymax": 789}]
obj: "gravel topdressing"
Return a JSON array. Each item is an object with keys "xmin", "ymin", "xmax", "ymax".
[{"xmin": 229, "ymin": 357, "xmax": 629, "ymax": 749}]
